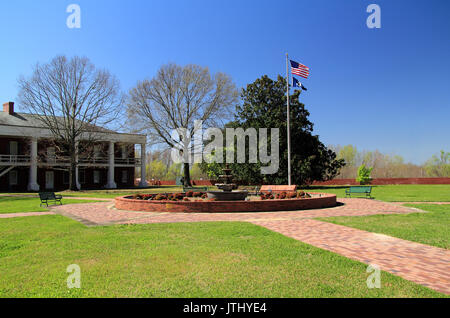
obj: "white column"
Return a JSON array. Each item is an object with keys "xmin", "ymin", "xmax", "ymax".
[
  {"xmin": 106, "ymin": 141, "xmax": 117, "ymax": 189},
  {"xmin": 139, "ymin": 143, "xmax": 147, "ymax": 187},
  {"xmin": 27, "ymin": 137, "xmax": 40, "ymax": 191}
]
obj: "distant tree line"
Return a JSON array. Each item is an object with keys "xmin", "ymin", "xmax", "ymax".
[
  {"xmin": 141, "ymin": 149, "xmax": 207, "ymax": 182},
  {"xmin": 329, "ymin": 145, "xmax": 449, "ymax": 179}
]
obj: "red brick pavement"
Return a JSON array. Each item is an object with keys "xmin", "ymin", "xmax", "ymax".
[
  {"xmin": 49, "ymin": 198, "xmax": 419, "ymax": 226},
  {"xmin": 5, "ymin": 198, "xmax": 449, "ymax": 295},
  {"xmin": 251, "ymin": 218, "xmax": 450, "ymax": 295}
]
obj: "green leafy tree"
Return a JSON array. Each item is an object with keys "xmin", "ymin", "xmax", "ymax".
[
  {"xmin": 190, "ymin": 163, "xmax": 206, "ymax": 180},
  {"xmin": 338, "ymin": 145, "xmax": 358, "ymax": 167},
  {"xmin": 147, "ymin": 159, "xmax": 167, "ymax": 180},
  {"xmin": 225, "ymin": 75, "xmax": 345, "ymax": 185},
  {"xmin": 164, "ymin": 163, "xmax": 182, "ymax": 181},
  {"xmin": 356, "ymin": 164, "xmax": 373, "ymax": 185},
  {"xmin": 200, "ymin": 147, "xmax": 231, "ymax": 180},
  {"xmin": 425, "ymin": 150, "xmax": 450, "ymax": 177}
]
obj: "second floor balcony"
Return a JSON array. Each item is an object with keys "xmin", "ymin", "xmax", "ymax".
[
  {"xmin": 44, "ymin": 155, "xmax": 142, "ymax": 166},
  {"xmin": 0, "ymin": 154, "xmax": 31, "ymax": 165},
  {"xmin": 0, "ymin": 154, "xmax": 141, "ymax": 167}
]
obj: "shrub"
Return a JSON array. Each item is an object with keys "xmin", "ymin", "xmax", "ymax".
[
  {"xmin": 183, "ymin": 197, "xmax": 190, "ymax": 201},
  {"xmin": 193, "ymin": 192, "xmax": 202, "ymax": 197},
  {"xmin": 356, "ymin": 164, "xmax": 373, "ymax": 185},
  {"xmin": 155, "ymin": 194, "xmax": 167, "ymax": 201},
  {"xmin": 261, "ymin": 192, "xmax": 274, "ymax": 200},
  {"xmin": 186, "ymin": 191, "xmax": 194, "ymax": 197},
  {"xmin": 287, "ymin": 192, "xmax": 297, "ymax": 199}
]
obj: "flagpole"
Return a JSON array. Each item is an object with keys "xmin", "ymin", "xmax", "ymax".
[{"xmin": 286, "ymin": 53, "xmax": 292, "ymax": 186}]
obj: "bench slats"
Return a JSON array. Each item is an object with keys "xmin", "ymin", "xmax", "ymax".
[
  {"xmin": 345, "ymin": 186, "xmax": 372, "ymax": 198},
  {"xmin": 260, "ymin": 185, "xmax": 297, "ymax": 194},
  {"xmin": 39, "ymin": 192, "xmax": 63, "ymax": 207}
]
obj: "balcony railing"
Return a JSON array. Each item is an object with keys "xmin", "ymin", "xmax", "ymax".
[
  {"xmin": 79, "ymin": 157, "xmax": 109, "ymax": 165},
  {"xmin": 115, "ymin": 158, "xmax": 142, "ymax": 165},
  {"xmin": 39, "ymin": 156, "xmax": 141, "ymax": 165},
  {"xmin": 0, "ymin": 155, "xmax": 31, "ymax": 164},
  {"xmin": 0, "ymin": 154, "xmax": 141, "ymax": 166}
]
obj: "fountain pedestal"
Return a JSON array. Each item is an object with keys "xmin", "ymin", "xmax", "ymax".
[{"xmin": 207, "ymin": 166, "xmax": 248, "ymax": 201}]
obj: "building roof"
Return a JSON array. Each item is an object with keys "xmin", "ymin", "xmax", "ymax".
[
  {"xmin": 0, "ymin": 110, "xmax": 146, "ymax": 143},
  {"xmin": 0, "ymin": 111, "xmax": 111, "ymax": 132}
]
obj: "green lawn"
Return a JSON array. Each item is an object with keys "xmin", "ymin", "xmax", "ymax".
[
  {"xmin": 305, "ymin": 184, "xmax": 450, "ymax": 202},
  {"xmin": 0, "ymin": 186, "xmax": 191, "ymax": 199},
  {"xmin": 0, "ymin": 197, "xmax": 101, "ymax": 214},
  {"xmin": 318, "ymin": 204, "xmax": 450, "ymax": 249},
  {"xmin": 0, "ymin": 215, "xmax": 444, "ymax": 297},
  {"xmin": 1, "ymin": 184, "xmax": 449, "ymax": 201},
  {"xmin": 54, "ymin": 186, "xmax": 218, "ymax": 199}
]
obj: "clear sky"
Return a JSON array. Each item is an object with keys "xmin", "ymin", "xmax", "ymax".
[{"xmin": 0, "ymin": 0, "xmax": 449, "ymax": 164}]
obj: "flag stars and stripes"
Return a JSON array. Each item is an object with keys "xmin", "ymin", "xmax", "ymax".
[{"xmin": 290, "ymin": 60, "xmax": 310, "ymax": 79}]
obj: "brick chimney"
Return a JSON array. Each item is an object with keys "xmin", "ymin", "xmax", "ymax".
[{"xmin": 3, "ymin": 102, "xmax": 14, "ymax": 115}]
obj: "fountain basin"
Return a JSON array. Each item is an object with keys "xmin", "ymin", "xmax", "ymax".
[
  {"xmin": 207, "ymin": 190, "xmax": 248, "ymax": 201},
  {"xmin": 114, "ymin": 192, "xmax": 337, "ymax": 213}
]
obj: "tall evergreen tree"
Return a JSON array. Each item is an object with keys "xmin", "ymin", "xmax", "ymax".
[{"xmin": 227, "ymin": 75, "xmax": 345, "ymax": 185}]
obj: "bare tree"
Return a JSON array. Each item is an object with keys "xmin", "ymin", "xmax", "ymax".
[
  {"xmin": 127, "ymin": 63, "xmax": 238, "ymax": 186},
  {"xmin": 17, "ymin": 55, "xmax": 122, "ymax": 190}
]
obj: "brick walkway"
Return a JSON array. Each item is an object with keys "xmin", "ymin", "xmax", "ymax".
[
  {"xmin": 3, "ymin": 197, "xmax": 449, "ymax": 295},
  {"xmin": 49, "ymin": 198, "xmax": 419, "ymax": 226},
  {"xmin": 251, "ymin": 218, "xmax": 450, "ymax": 295}
]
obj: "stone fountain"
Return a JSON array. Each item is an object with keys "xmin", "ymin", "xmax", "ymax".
[{"xmin": 207, "ymin": 165, "xmax": 248, "ymax": 201}]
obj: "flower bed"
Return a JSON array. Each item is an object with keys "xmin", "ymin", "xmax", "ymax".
[{"xmin": 115, "ymin": 192, "xmax": 337, "ymax": 213}]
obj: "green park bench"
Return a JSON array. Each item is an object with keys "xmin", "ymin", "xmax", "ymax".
[
  {"xmin": 39, "ymin": 192, "xmax": 63, "ymax": 207},
  {"xmin": 345, "ymin": 186, "xmax": 372, "ymax": 198},
  {"xmin": 182, "ymin": 186, "xmax": 208, "ymax": 193}
]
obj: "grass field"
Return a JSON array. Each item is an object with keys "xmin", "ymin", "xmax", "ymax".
[
  {"xmin": 305, "ymin": 184, "xmax": 450, "ymax": 202},
  {"xmin": 318, "ymin": 204, "xmax": 450, "ymax": 249},
  {"xmin": 0, "ymin": 197, "xmax": 101, "ymax": 214},
  {"xmin": 0, "ymin": 215, "xmax": 444, "ymax": 298},
  {"xmin": 2, "ymin": 184, "xmax": 449, "ymax": 201},
  {"xmin": 58, "ymin": 186, "xmax": 218, "ymax": 199}
]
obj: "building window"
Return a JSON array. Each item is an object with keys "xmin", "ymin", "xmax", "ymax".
[
  {"xmin": 9, "ymin": 141, "xmax": 18, "ymax": 156},
  {"xmin": 94, "ymin": 145, "xmax": 101, "ymax": 159},
  {"xmin": 93, "ymin": 170, "xmax": 100, "ymax": 184},
  {"xmin": 9, "ymin": 170, "xmax": 18, "ymax": 185},
  {"xmin": 121, "ymin": 170, "xmax": 128, "ymax": 183},
  {"xmin": 121, "ymin": 145, "xmax": 127, "ymax": 159},
  {"xmin": 47, "ymin": 147, "xmax": 56, "ymax": 163},
  {"xmin": 79, "ymin": 170, "xmax": 86, "ymax": 184},
  {"xmin": 63, "ymin": 171, "xmax": 69, "ymax": 185}
]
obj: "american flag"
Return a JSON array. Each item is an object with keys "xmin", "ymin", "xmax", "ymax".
[{"xmin": 290, "ymin": 60, "xmax": 310, "ymax": 79}]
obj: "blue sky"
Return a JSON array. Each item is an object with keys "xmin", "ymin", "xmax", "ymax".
[{"xmin": 0, "ymin": 0, "xmax": 449, "ymax": 164}]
